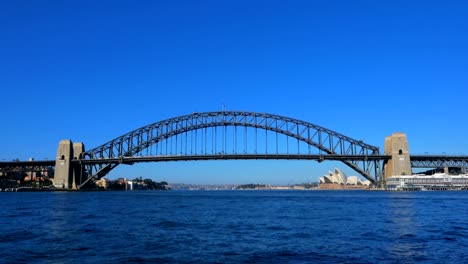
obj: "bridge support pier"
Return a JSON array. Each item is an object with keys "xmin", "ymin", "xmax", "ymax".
[
  {"xmin": 53, "ymin": 140, "xmax": 85, "ymax": 190},
  {"xmin": 72, "ymin": 142, "xmax": 85, "ymax": 189},
  {"xmin": 383, "ymin": 133, "xmax": 412, "ymax": 181}
]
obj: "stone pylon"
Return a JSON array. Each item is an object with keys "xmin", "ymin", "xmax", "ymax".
[
  {"xmin": 53, "ymin": 140, "xmax": 85, "ymax": 190},
  {"xmin": 72, "ymin": 142, "xmax": 85, "ymax": 189},
  {"xmin": 53, "ymin": 140, "xmax": 73, "ymax": 189},
  {"xmin": 383, "ymin": 133, "xmax": 412, "ymax": 180}
]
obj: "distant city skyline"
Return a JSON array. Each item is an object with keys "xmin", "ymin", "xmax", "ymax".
[{"xmin": 1, "ymin": 1, "xmax": 467, "ymax": 184}]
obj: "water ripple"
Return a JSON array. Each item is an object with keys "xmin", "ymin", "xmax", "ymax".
[{"xmin": 1, "ymin": 190, "xmax": 468, "ymax": 263}]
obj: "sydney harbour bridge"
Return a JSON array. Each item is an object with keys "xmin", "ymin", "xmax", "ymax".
[{"xmin": 1, "ymin": 111, "xmax": 467, "ymax": 189}]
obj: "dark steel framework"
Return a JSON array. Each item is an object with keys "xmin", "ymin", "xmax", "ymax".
[
  {"xmin": 80, "ymin": 111, "xmax": 382, "ymax": 187},
  {"xmin": 410, "ymin": 155, "xmax": 468, "ymax": 169}
]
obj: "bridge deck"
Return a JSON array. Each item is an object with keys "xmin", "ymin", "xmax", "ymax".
[
  {"xmin": 2, "ymin": 155, "xmax": 468, "ymax": 168},
  {"xmin": 0, "ymin": 160, "xmax": 55, "ymax": 167},
  {"xmin": 77, "ymin": 154, "xmax": 391, "ymax": 164}
]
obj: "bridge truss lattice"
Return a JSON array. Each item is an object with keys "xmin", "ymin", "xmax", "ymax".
[
  {"xmin": 411, "ymin": 155, "xmax": 468, "ymax": 169},
  {"xmin": 80, "ymin": 111, "xmax": 382, "ymax": 186}
]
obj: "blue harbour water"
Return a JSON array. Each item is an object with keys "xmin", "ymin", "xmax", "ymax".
[{"xmin": 1, "ymin": 190, "xmax": 468, "ymax": 263}]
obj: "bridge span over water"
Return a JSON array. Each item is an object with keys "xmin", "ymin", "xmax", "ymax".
[{"xmin": 1, "ymin": 111, "xmax": 467, "ymax": 189}]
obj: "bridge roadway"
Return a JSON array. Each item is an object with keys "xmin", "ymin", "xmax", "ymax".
[
  {"xmin": 0, "ymin": 160, "xmax": 55, "ymax": 167},
  {"xmin": 1, "ymin": 154, "xmax": 468, "ymax": 168}
]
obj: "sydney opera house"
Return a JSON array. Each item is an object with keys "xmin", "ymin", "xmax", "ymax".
[{"xmin": 318, "ymin": 168, "xmax": 371, "ymax": 189}]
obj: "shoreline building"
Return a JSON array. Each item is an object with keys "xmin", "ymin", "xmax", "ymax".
[
  {"xmin": 318, "ymin": 168, "xmax": 371, "ymax": 190},
  {"xmin": 386, "ymin": 173, "xmax": 468, "ymax": 191}
]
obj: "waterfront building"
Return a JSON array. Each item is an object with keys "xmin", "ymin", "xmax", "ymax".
[
  {"xmin": 318, "ymin": 168, "xmax": 371, "ymax": 186},
  {"xmin": 386, "ymin": 173, "xmax": 468, "ymax": 191},
  {"xmin": 318, "ymin": 168, "xmax": 371, "ymax": 189}
]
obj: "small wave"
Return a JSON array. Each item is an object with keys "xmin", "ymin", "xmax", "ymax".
[
  {"xmin": 72, "ymin": 246, "xmax": 92, "ymax": 252},
  {"xmin": 246, "ymin": 250, "xmax": 368, "ymax": 264},
  {"xmin": 77, "ymin": 227, "xmax": 99, "ymax": 234},
  {"xmin": 265, "ymin": 225, "xmax": 287, "ymax": 231},
  {"xmin": 115, "ymin": 256, "xmax": 176, "ymax": 263},
  {"xmin": 399, "ymin": 233, "xmax": 416, "ymax": 239},
  {"xmin": 443, "ymin": 236, "xmax": 456, "ymax": 241},
  {"xmin": 1, "ymin": 230, "xmax": 37, "ymax": 243},
  {"xmin": 442, "ymin": 230, "xmax": 467, "ymax": 239},
  {"xmin": 451, "ymin": 225, "xmax": 468, "ymax": 231},
  {"xmin": 291, "ymin": 232, "xmax": 312, "ymax": 239},
  {"xmin": 6, "ymin": 214, "xmax": 20, "ymax": 218},
  {"xmin": 82, "ymin": 214, "xmax": 97, "ymax": 219},
  {"xmin": 154, "ymin": 220, "xmax": 186, "ymax": 228}
]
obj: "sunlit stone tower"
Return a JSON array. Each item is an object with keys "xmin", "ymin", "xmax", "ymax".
[
  {"xmin": 383, "ymin": 133, "xmax": 412, "ymax": 180},
  {"xmin": 53, "ymin": 140, "xmax": 85, "ymax": 189},
  {"xmin": 72, "ymin": 142, "xmax": 85, "ymax": 189},
  {"xmin": 54, "ymin": 140, "xmax": 73, "ymax": 189}
]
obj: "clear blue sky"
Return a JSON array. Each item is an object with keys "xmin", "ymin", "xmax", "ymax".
[{"xmin": 1, "ymin": 1, "xmax": 467, "ymax": 184}]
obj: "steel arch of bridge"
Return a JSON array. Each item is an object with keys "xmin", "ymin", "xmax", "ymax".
[{"xmin": 80, "ymin": 111, "xmax": 381, "ymax": 186}]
